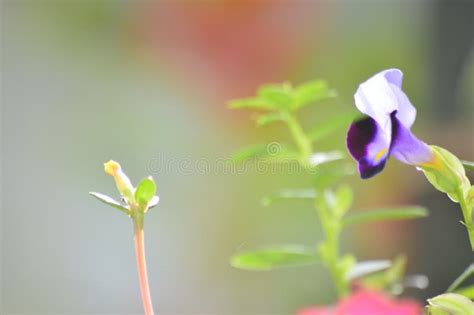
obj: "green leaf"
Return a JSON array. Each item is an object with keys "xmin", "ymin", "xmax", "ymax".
[
  {"xmin": 257, "ymin": 83, "xmax": 293, "ymax": 108},
  {"xmin": 230, "ymin": 245, "xmax": 318, "ymax": 271},
  {"xmin": 292, "ymin": 80, "xmax": 337, "ymax": 110},
  {"xmin": 231, "ymin": 144, "xmax": 299, "ymax": 164},
  {"xmin": 308, "ymin": 112, "xmax": 357, "ymax": 142},
  {"xmin": 462, "ymin": 160, "xmax": 474, "ymax": 172},
  {"xmin": 447, "ymin": 264, "xmax": 474, "ymax": 293},
  {"xmin": 228, "ymin": 97, "xmax": 276, "ymax": 111},
  {"xmin": 427, "ymin": 293, "xmax": 474, "ymax": 315},
  {"xmin": 231, "ymin": 145, "xmax": 269, "ymax": 163},
  {"xmin": 89, "ymin": 192, "xmax": 129, "ymax": 215},
  {"xmin": 256, "ymin": 112, "xmax": 287, "ymax": 126},
  {"xmin": 343, "ymin": 206, "xmax": 428, "ymax": 226},
  {"xmin": 347, "ymin": 260, "xmax": 392, "ymax": 280},
  {"xmin": 135, "ymin": 177, "xmax": 156, "ymax": 208},
  {"xmin": 261, "ymin": 189, "xmax": 317, "ymax": 206}
]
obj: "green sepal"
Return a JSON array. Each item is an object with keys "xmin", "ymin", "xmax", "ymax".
[
  {"xmin": 135, "ymin": 177, "xmax": 157, "ymax": 210},
  {"xmin": 454, "ymin": 285, "xmax": 474, "ymax": 300},
  {"xmin": 89, "ymin": 192, "xmax": 129, "ymax": 215}
]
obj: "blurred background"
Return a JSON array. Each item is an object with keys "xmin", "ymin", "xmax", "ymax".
[{"xmin": 1, "ymin": 0, "xmax": 473, "ymax": 314}]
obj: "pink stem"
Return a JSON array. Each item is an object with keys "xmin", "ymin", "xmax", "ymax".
[{"xmin": 134, "ymin": 218, "xmax": 155, "ymax": 315}]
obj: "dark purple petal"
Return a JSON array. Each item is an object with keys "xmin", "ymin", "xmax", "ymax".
[
  {"xmin": 357, "ymin": 156, "xmax": 388, "ymax": 179},
  {"xmin": 347, "ymin": 117, "xmax": 390, "ymax": 179},
  {"xmin": 390, "ymin": 113, "xmax": 433, "ymax": 165}
]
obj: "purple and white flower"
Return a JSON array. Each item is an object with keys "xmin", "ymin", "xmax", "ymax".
[{"xmin": 347, "ymin": 69, "xmax": 434, "ymax": 179}]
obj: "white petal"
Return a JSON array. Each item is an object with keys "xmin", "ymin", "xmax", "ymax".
[{"xmin": 354, "ymin": 69, "xmax": 417, "ymax": 135}]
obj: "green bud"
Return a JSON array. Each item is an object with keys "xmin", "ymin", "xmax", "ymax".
[
  {"xmin": 419, "ymin": 146, "xmax": 470, "ymax": 202},
  {"xmin": 426, "ymin": 293, "xmax": 474, "ymax": 315}
]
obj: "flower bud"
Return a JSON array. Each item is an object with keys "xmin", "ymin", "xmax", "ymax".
[
  {"xmin": 426, "ymin": 293, "xmax": 474, "ymax": 315},
  {"xmin": 419, "ymin": 146, "xmax": 470, "ymax": 202},
  {"xmin": 103, "ymin": 160, "xmax": 135, "ymax": 204}
]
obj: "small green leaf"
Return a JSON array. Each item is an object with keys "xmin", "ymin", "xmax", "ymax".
[
  {"xmin": 228, "ymin": 97, "xmax": 276, "ymax": 110},
  {"xmin": 135, "ymin": 177, "xmax": 156, "ymax": 208},
  {"xmin": 89, "ymin": 192, "xmax": 129, "ymax": 215},
  {"xmin": 257, "ymin": 83, "xmax": 293, "ymax": 108},
  {"xmin": 308, "ymin": 112, "xmax": 357, "ymax": 142},
  {"xmin": 256, "ymin": 112, "xmax": 287, "ymax": 126},
  {"xmin": 230, "ymin": 245, "xmax": 318, "ymax": 271},
  {"xmin": 427, "ymin": 293, "xmax": 474, "ymax": 315},
  {"xmin": 347, "ymin": 260, "xmax": 392, "ymax": 280},
  {"xmin": 462, "ymin": 160, "xmax": 474, "ymax": 172},
  {"xmin": 231, "ymin": 144, "xmax": 298, "ymax": 164},
  {"xmin": 261, "ymin": 189, "xmax": 317, "ymax": 206},
  {"xmin": 231, "ymin": 145, "xmax": 269, "ymax": 163},
  {"xmin": 292, "ymin": 80, "xmax": 337, "ymax": 110},
  {"xmin": 343, "ymin": 206, "xmax": 428, "ymax": 226}
]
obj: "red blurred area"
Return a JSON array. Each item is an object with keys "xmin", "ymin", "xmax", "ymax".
[{"xmin": 137, "ymin": 1, "xmax": 330, "ymax": 101}]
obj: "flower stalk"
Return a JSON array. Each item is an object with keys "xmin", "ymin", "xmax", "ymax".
[
  {"xmin": 91, "ymin": 160, "xmax": 159, "ymax": 315},
  {"xmin": 133, "ymin": 213, "xmax": 154, "ymax": 315}
]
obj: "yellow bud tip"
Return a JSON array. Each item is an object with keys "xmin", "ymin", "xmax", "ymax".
[{"xmin": 104, "ymin": 160, "xmax": 121, "ymax": 176}]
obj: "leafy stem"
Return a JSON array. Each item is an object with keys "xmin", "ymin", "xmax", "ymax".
[
  {"xmin": 283, "ymin": 111, "xmax": 313, "ymax": 162},
  {"xmin": 321, "ymin": 218, "xmax": 348, "ymax": 296},
  {"xmin": 315, "ymin": 191, "xmax": 351, "ymax": 298},
  {"xmin": 283, "ymin": 109, "xmax": 350, "ymax": 297}
]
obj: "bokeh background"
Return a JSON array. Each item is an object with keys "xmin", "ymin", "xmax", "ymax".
[{"xmin": 2, "ymin": 1, "xmax": 473, "ymax": 314}]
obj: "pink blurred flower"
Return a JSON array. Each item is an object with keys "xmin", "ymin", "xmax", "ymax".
[
  {"xmin": 298, "ymin": 307, "xmax": 332, "ymax": 315},
  {"xmin": 298, "ymin": 290, "xmax": 421, "ymax": 315}
]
